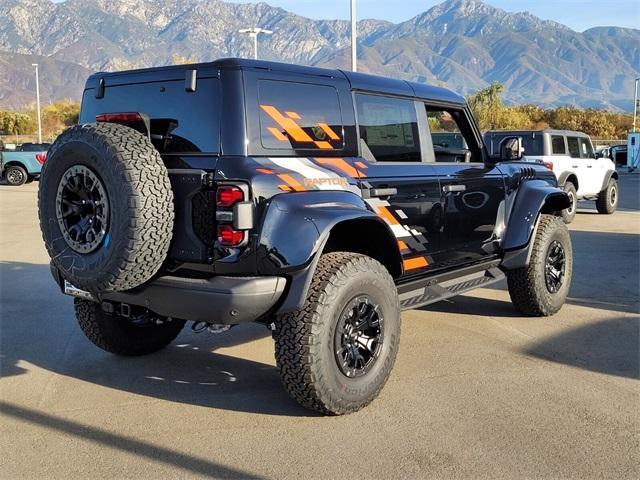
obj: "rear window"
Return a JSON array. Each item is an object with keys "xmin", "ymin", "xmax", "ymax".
[
  {"xmin": 356, "ymin": 94, "xmax": 421, "ymax": 162},
  {"xmin": 551, "ymin": 135, "xmax": 566, "ymax": 154},
  {"xmin": 80, "ymin": 78, "xmax": 221, "ymax": 154},
  {"xmin": 486, "ymin": 132, "xmax": 543, "ymax": 157},
  {"xmin": 258, "ymin": 80, "xmax": 343, "ymax": 151}
]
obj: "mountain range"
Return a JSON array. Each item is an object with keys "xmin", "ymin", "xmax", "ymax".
[{"xmin": 0, "ymin": 0, "xmax": 638, "ymax": 110}]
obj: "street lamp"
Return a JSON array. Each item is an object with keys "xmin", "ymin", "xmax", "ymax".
[
  {"xmin": 32, "ymin": 63, "xmax": 42, "ymax": 144},
  {"xmin": 633, "ymin": 77, "xmax": 639, "ymax": 133},
  {"xmin": 351, "ymin": 0, "xmax": 357, "ymax": 72},
  {"xmin": 238, "ymin": 27, "xmax": 273, "ymax": 60}
]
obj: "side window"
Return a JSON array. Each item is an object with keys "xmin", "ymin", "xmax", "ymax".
[
  {"xmin": 258, "ymin": 80, "xmax": 343, "ymax": 151},
  {"xmin": 355, "ymin": 94, "xmax": 421, "ymax": 162},
  {"xmin": 551, "ymin": 135, "xmax": 566, "ymax": 155},
  {"xmin": 426, "ymin": 108, "xmax": 481, "ymax": 162},
  {"xmin": 567, "ymin": 137, "xmax": 580, "ymax": 158},
  {"xmin": 578, "ymin": 137, "xmax": 594, "ymax": 159},
  {"xmin": 427, "ymin": 110, "xmax": 466, "ymax": 149}
]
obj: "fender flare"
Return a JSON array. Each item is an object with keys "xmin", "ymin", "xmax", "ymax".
[
  {"xmin": 500, "ymin": 180, "xmax": 569, "ymax": 270},
  {"xmin": 557, "ymin": 171, "xmax": 579, "ymax": 190},
  {"xmin": 599, "ymin": 169, "xmax": 618, "ymax": 192},
  {"xmin": 255, "ymin": 190, "xmax": 401, "ymax": 313}
]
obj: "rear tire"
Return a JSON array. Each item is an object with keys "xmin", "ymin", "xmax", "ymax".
[
  {"xmin": 596, "ymin": 178, "xmax": 618, "ymax": 214},
  {"xmin": 274, "ymin": 252, "xmax": 400, "ymax": 415},
  {"xmin": 74, "ymin": 299, "xmax": 185, "ymax": 356},
  {"xmin": 560, "ymin": 182, "xmax": 577, "ymax": 224},
  {"xmin": 507, "ymin": 215, "xmax": 572, "ymax": 316},
  {"xmin": 5, "ymin": 165, "xmax": 28, "ymax": 186}
]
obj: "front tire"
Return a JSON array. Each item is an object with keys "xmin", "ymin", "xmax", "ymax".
[
  {"xmin": 507, "ymin": 215, "xmax": 572, "ymax": 316},
  {"xmin": 274, "ymin": 252, "xmax": 400, "ymax": 415},
  {"xmin": 5, "ymin": 165, "xmax": 28, "ymax": 186},
  {"xmin": 74, "ymin": 299, "xmax": 185, "ymax": 356},
  {"xmin": 560, "ymin": 182, "xmax": 577, "ymax": 224},
  {"xmin": 596, "ymin": 178, "xmax": 618, "ymax": 214}
]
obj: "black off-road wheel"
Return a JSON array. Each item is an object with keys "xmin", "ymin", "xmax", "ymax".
[
  {"xmin": 74, "ymin": 299, "xmax": 185, "ymax": 356},
  {"xmin": 596, "ymin": 178, "xmax": 618, "ymax": 214},
  {"xmin": 507, "ymin": 214, "xmax": 573, "ymax": 316},
  {"xmin": 5, "ymin": 165, "xmax": 28, "ymax": 186},
  {"xmin": 38, "ymin": 123, "xmax": 174, "ymax": 293},
  {"xmin": 560, "ymin": 182, "xmax": 577, "ymax": 224},
  {"xmin": 274, "ymin": 252, "xmax": 401, "ymax": 415}
]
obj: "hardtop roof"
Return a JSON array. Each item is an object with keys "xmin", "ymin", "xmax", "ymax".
[
  {"xmin": 484, "ymin": 129, "xmax": 591, "ymax": 137},
  {"xmin": 86, "ymin": 58, "xmax": 466, "ymax": 106}
]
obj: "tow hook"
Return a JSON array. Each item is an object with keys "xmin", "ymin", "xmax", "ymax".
[{"xmin": 191, "ymin": 321, "xmax": 232, "ymax": 334}]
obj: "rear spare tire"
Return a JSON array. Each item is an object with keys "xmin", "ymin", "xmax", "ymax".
[{"xmin": 38, "ymin": 123, "xmax": 174, "ymax": 293}]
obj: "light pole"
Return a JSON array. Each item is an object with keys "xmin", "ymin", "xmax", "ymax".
[
  {"xmin": 32, "ymin": 63, "xmax": 42, "ymax": 144},
  {"xmin": 633, "ymin": 77, "xmax": 639, "ymax": 133},
  {"xmin": 351, "ymin": 0, "xmax": 357, "ymax": 71},
  {"xmin": 239, "ymin": 27, "xmax": 273, "ymax": 60}
]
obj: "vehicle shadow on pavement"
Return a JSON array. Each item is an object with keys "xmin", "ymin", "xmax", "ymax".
[
  {"xmin": 0, "ymin": 261, "xmax": 315, "ymax": 417},
  {"xmin": 0, "ymin": 400, "xmax": 265, "ymax": 479},
  {"xmin": 523, "ymin": 317, "xmax": 639, "ymax": 380}
]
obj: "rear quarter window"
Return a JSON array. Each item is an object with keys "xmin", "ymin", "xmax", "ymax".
[
  {"xmin": 80, "ymin": 78, "xmax": 221, "ymax": 154},
  {"xmin": 551, "ymin": 135, "xmax": 566, "ymax": 154},
  {"xmin": 258, "ymin": 80, "xmax": 344, "ymax": 151}
]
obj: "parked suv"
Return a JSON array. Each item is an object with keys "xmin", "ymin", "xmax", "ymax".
[
  {"xmin": 484, "ymin": 129, "xmax": 618, "ymax": 223},
  {"xmin": 39, "ymin": 59, "xmax": 571, "ymax": 415}
]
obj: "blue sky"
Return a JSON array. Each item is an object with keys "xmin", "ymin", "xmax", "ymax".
[{"xmin": 50, "ymin": 0, "xmax": 639, "ymax": 31}]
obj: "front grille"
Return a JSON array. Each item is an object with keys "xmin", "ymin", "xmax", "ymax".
[{"xmin": 192, "ymin": 190, "xmax": 216, "ymax": 246}]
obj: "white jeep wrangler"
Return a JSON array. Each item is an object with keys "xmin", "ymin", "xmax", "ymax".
[{"xmin": 485, "ymin": 129, "xmax": 619, "ymax": 223}]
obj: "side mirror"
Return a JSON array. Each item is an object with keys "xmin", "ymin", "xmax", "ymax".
[{"xmin": 500, "ymin": 136, "xmax": 524, "ymax": 161}]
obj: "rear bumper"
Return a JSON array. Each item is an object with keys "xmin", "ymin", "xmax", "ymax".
[{"xmin": 51, "ymin": 265, "xmax": 287, "ymax": 324}]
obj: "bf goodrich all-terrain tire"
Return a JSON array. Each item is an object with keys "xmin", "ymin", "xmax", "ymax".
[
  {"xmin": 596, "ymin": 178, "xmax": 618, "ymax": 214},
  {"xmin": 560, "ymin": 182, "xmax": 577, "ymax": 224},
  {"xmin": 274, "ymin": 252, "xmax": 401, "ymax": 415},
  {"xmin": 507, "ymin": 214, "xmax": 572, "ymax": 316},
  {"xmin": 38, "ymin": 123, "xmax": 174, "ymax": 293},
  {"xmin": 74, "ymin": 299, "xmax": 185, "ymax": 356},
  {"xmin": 5, "ymin": 165, "xmax": 28, "ymax": 186}
]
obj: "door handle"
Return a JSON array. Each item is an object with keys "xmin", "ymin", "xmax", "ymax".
[
  {"xmin": 369, "ymin": 187, "xmax": 397, "ymax": 198},
  {"xmin": 572, "ymin": 165, "xmax": 579, "ymax": 168},
  {"xmin": 443, "ymin": 184, "xmax": 466, "ymax": 193},
  {"xmin": 587, "ymin": 165, "xmax": 593, "ymax": 168}
]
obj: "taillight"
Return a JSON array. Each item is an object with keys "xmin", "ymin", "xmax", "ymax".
[
  {"xmin": 217, "ymin": 225, "xmax": 245, "ymax": 246},
  {"xmin": 35, "ymin": 153, "xmax": 47, "ymax": 165},
  {"xmin": 216, "ymin": 186, "xmax": 244, "ymax": 207},
  {"xmin": 215, "ymin": 184, "xmax": 249, "ymax": 247},
  {"xmin": 96, "ymin": 112, "xmax": 144, "ymax": 123},
  {"xmin": 543, "ymin": 161, "xmax": 554, "ymax": 171}
]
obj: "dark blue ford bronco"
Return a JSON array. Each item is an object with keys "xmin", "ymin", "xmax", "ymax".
[{"xmin": 38, "ymin": 59, "xmax": 572, "ymax": 415}]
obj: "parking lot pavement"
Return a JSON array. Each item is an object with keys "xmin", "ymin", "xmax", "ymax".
[{"xmin": 1, "ymin": 178, "xmax": 638, "ymax": 480}]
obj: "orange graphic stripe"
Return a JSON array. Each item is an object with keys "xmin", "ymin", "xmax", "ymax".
[
  {"xmin": 354, "ymin": 161, "xmax": 368, "ymax": 169},
  {"xmin": 256, "ymin": 168, "xmax": 275, "ymax": 174},
  {"xmin": 267, "ymin": 127, "xmax": 288, "ymax": 142},
  {"xmin": 314, "ymin": 157, "xmax": 367, "ymax": 178},
  {"xmin": 285, "ymin": 111, "xmax": 301, "ymax": 119},
  {"xmin": 314, "ymin": 141, "xmax": 333, "ymax": 150},
  {"xmin": 397, "ymin": 240, "xmax": 408, "ymax": 250},
  {"xmin": 317, "ymin": 122, "xmax": 341, "ymax": 140},
  {"xmin": 376, "ymin": 206, "xmax": 399, "ymax": 225},
  {"xmin": 261, "ymin": 105, "xmax": 314, "ymax": 143},
  {"xmin": 276, "ymin": 173, "xmax": 306, "ymax": 192},
  {"xmin": 403, "ymin": 257, "xmax": 428, "ymax": 271}
]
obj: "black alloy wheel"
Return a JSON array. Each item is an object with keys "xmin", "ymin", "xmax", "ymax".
[
  {"xmin": 334, "ymin": 296, "xmax": 384, "ymax": 378},
  {"xmin": 55, "ymin": 164, "xmax": 109, "ymax": 254},
  {"xmin": 544, "ymin": 240, "xmax": 566, "ymax": 293}
]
